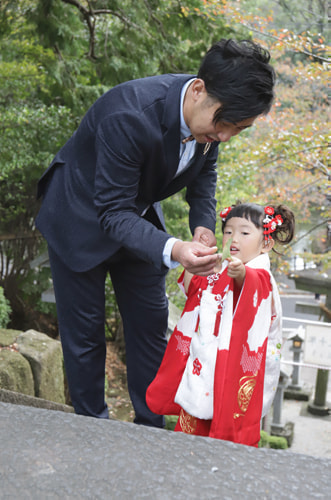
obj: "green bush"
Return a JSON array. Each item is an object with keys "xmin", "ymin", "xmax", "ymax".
[
  {"xmin": 268, "ymin": 435, "xmax": 288, "ymax": 449},
  {"xmin": 165, "ymin": 415, "xmax": 179, "ymax": 431},
  {"xmin": 165, "ymin": 421, "xmax": 289, "ymax": 449},
  {"xmin": 0, "ymin": 286, "xmax": 11, "ymax": 328},
  {"xmin": 259, "ymin": 430, "xmax": 288, "ymax": 449},
  {"xmin": 259, "ymin": 430, "xmax": 270, "ymax": 448}
]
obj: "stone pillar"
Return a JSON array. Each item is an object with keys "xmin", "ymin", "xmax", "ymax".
[
  {"xmin": 288, "ymin": 333, "xmax": 304, "ymax": 390},
  {"xmin": 271, "ymin": 371, "xmax": 288, "ymax": 432},
  {"xmin": 271, "ymin": 371, "xmax": 294, "ymax": 446},
  {"xmin": 308, "ymin": 369, "xmax": 330, "ymax": 416}
]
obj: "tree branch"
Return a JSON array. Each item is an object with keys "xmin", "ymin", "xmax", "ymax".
[
  {"xmin": 290, "ymin": 220, "xmax": 328, "ymax": 248},
  {"xmin": 142, "ymin": 0, "xmax": 167, "ymax": 38},
  {"xmin": 240, "ymin": 22, "xmax": 330, "ymax": 63},
  {"xmin": 61, "ymin": 0, "xmax": 153, "ymax": 58},
  {"xmin": 258, "ymin": 144, "xmax": 330, "ymax": 171}
]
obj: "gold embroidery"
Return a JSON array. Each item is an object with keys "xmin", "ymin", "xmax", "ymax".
[
  {"xmin": 234, "ymin": 374, "xmax": 257, "ymax": 419},
  {"xmin": 179, "ymin": 408, "xmax": 198, "ymax": 434}
]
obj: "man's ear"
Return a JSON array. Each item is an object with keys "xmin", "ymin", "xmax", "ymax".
[
  {"xmin": 191, "ymin": 78, "xmax": 206, "ymax": 99},
  {"xmin": 261, "ymin": 238, "xmax": 275, "ymax": 253}
]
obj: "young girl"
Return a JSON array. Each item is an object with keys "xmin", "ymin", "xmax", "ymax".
[{"xmin": 146, "ymin": 202, "xmax": 295, "ymax": 447}]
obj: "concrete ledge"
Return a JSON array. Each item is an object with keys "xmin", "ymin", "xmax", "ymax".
[
  {"xmin": 284, "ymin": 387, "xmax": 312, "ymax": 401},
  {"xmin": 295, "ymin": 301, "xmax": 322, "ymax": 315},
  {"xmin": 0, "ymin": 389, "xmax": 74, "ymax": 413},
  {"xmin": 0, "ymin": 402, "xmax": 330, "ymax": 499}
]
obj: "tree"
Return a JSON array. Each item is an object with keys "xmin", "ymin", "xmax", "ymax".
[
  {"xmin": 203, "ymin": 1, "xmax": 330, "ymax": 271},
  {"xmin": 0, "ymin": 0, "xmax": 232, "ymax": 328},
  {"xmin": 0, "ymin": 0, "xmax": 329, "ymax": 327},
  {"xmin": 239, "ymin": 0, "xmax": 329, "ymax": 37}
]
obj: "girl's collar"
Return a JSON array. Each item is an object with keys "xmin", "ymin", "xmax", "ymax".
[{"xmin": 245, "ymin": 253, "xmax": 270, "ymax": 271}]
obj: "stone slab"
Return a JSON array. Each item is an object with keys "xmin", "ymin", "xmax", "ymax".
[
  {"xmin": 0, "ymin": 402, "xmax": 330, "ymax": 500},
  {"xmin": 0, "ymin": 389, "xmax": 74, "ymax": 413}
]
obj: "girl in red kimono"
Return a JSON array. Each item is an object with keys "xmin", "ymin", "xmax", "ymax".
[{"xmin": 146, "ymin": 202, "xmax": 295, "ymax": 447}]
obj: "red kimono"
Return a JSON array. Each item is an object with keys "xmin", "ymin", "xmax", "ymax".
[{"xmin": 146, "ymin": 254, "xmax": 282, "ymax": 447}]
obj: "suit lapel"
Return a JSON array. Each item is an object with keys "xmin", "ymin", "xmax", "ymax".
[
  {"xmin": 158, "ymin": 143, "xmax": 216, "ymax": 200},
  {"xmin": 152, "ymin": 74, "xmax": 219, "ymax": 201}
]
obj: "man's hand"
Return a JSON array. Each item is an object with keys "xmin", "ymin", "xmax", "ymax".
[
  {"xmin": 192, "ymin": 226, "xmax": 217, "ymax": 248},
  {"xmin": 171, "ymin": 240, "xmax": 218, "ymax": 276}
]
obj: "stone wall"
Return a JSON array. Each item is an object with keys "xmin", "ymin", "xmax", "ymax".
[{"xmin": 0, "ymin": 328, "xmax": 66, "ymax": 404}]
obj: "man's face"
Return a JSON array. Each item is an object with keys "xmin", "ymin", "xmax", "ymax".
[{"xmin": 184, "ymin": 79, "xmax": 257, "ymax": 144}]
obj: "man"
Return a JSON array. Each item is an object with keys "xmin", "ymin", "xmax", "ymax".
[{"xmin": 35, "ymin": 39, "xmax": 275, "ymax": 426}]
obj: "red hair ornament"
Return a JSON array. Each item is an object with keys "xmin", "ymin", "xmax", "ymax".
[
  {"xmin": 263, "ymin": 206, "xmax": 283, "ymax": 242},
  {"xmin": 220, "ymin": 207, "xmax": 232, "ymax": 221}
]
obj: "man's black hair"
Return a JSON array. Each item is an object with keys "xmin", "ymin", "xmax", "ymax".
[{"xmin": 197, "ymin": 39, "xmax": 276, "ymax": 124}]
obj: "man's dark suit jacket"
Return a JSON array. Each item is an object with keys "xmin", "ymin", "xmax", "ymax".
[{"xmin": 36, "ymin": 74, "xmax": 219, "ymax": 272}]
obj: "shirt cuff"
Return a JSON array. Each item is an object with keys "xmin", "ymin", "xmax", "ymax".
[{"xmin": 163, "ymin": 237, "xmax": 181, "ymax": 269}]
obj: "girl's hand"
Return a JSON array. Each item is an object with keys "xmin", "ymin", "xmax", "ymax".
[{"xmin": 226, "ymin": 256, "xmax": 246, "ymax": 288}]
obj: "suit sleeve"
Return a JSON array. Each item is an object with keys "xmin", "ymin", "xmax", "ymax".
[{"xmin": 94, "ymin": 110, "xmax": 171, "ymax": 269}]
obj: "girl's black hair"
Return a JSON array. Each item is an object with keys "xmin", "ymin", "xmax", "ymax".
[{"xmin": 222, "ymin": 202, "xmax": 295, "ymax": 245}]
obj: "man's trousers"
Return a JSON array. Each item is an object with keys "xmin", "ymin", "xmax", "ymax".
[{"xmin": 48, "ymin": 245, "xmax": 168, "ymax": 427}]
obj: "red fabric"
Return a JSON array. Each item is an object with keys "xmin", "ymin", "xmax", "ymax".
[
  {"xmin": 146, "ymin": 271, "xmax": 202, "ymax": 415},
  {"xmin": 210, "ymin": 267, "xmax": 271, "ymax": 446},
  {"xmin": 145, "ymin": 326, "xmax": 188, "ymax": 416},
  {"xmin": 146, "ymin": 266, "xmax": 273, "ymax": 447},
  {"xmin": 174, "ymin": 408, "xmax": 211, "ymax": 436}
]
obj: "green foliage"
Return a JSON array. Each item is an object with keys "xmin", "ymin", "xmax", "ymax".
[
  {"xmin": 212, "ymin": 1, "xmax": 330, "ymax": 269},
  {"xmin": 0, "ymin": 2, "xmax": 81, "ymax": 327},
  {"xmin": 239, "ymin": 0, "xmax": 329, "ymax": 38},
  {"xmin": 0, "ymin": 287, "xmax": 11, "ymax": 328},
  {"xmin": 166, "ymin": 267, "xmax": 187, "ymax": 311},
  {"xmin": 258, "ymin": 429, "xmax": 269, "ymax": 448},
  {"xmin": 259, "ymin": 430, "xmax": 288, "ymax": 449},
  {"xmin": 164, "ymin": 414, "xmax": 179, "ymax": 431},
  {"xmin": 20, "ymin": 264, "xmax": 57, "ymax": 317},
  {"xmin": 162, "ymin": 190, "xmax": 191, "ymax": 309},
  {"xmin": 0, "ymin": 0, "xmax": 225, "ymax": 327},
  {"xmin": 42, "ymin": 0, "xmax": 230, "ymax": 86},
  {"xmin": 105, "ymin": 276, "xmax": 121, "ymax": 341},
  {"xmin": 0, "ymin": 103, "xmax": 74, "ymax": 233},
  {"xmin": 161, "ymin": 191, "xmax": 192, "ymax": 242},
  {"xmin": 215, "ymin": 127, "xmax": 261, "ymax": 211},
  {"xmin": 268, "ymin": 435, "xmax": 288, "ymax": 449},
  {"xmin": 0, "ymin": 0, "xmax": 329, "ymax": 328}
]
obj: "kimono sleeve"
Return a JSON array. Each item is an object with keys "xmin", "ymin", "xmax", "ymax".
[
  {"xmin": 262, "ymin": 275, "xmax": 282, "ymax": 417},
  {"xmin": 146, "ymin": 273, "xmax": 207, "ymax": 416}
]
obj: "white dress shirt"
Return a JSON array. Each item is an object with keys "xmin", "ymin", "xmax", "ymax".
[{"xmin": 163, "ymin": 79, "xmax": 196, "ymax": 268}]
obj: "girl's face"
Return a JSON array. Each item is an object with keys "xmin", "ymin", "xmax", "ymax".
[{"xmin": 223, "ymin": 216, "xmax": 270, "ymax": 264}]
